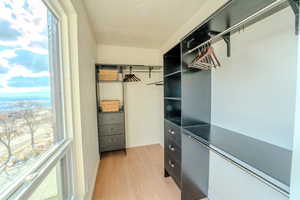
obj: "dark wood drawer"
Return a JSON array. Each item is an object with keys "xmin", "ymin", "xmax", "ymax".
[
  {"xmin": 100, "ymin": 124, "xmax": 124, "ymax": 136},
  {"xmin": 165, "ymin": 154, "xmax": 181, "ymax": 188},
  {"xmin": 100, "ymin": 135, "xmax": 125, "ymax": 149},
  {"xmin": 165, "ymin": 137, "xmax": 181, "ymax": 163},
  {"xmin": 99, "ymin": 112, "xmax": 124, "ymax": 125},
  {"xmin": 101, "ymin": 144, "xmax": 124, "ymax": 152},
  {"xmin": 164, "ymin": 120, "xmax": 181, "ymax": 146}
]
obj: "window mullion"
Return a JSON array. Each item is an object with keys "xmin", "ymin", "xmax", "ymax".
[{"xmin": 0, "ymin": 140, "xmax": 72, "ymax": 200}]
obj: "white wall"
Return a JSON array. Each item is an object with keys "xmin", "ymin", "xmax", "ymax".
[
  {"xmin": 97, "ymin": 44, "xmax": 164, "ymax": 147},
  {"xmin": 69, "ymin": 0, "xmax": 99, "ymax": 199},
  {"xmin": 160, "ymin": 0, "xmax": 228, "ymax": 54},
  {"xmin": 208, "ymin": 151, "xmax": 288, "ymax": 200},
  {"xmin": 209, "ymin": 8, "xmax": 297, "ymax": 199},
  {"xmin": 124, "ymin": 72, "xmax": 164, "ymax": 147},
  {"xmin": 211, "ymin": 8, "xmax": 297, "ymax": 150},
  {"xmin": 97, "ymin": 44, "xmax": 161, "ymax": 66},
  {"xmin": 290, "ymin": 11, "xmax": 300, "ymax": 200}
]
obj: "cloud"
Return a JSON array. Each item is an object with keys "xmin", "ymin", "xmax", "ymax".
[
  {"xmin": 8, "ymin": 76, "xmax": 49, "ymax": 88},
  {"xmin": 9, "ymin": 49, "xmax": 49, "ymax": 73},
  {"xmin": 0, "ymin": 20, "xmax": 21, "ymax": 41},
  {"xmin": 0, "ymin": 49, "xmax": 17, "ymax": 73},
  {"xmin": 0, "ymin": 67, "xmax": 9, "ymax": 74},
  {"xmin": 0, "ymin": 0, "xmax": 52, "ymax": 100},
  {"xmin": 0, "ymin": 64, "xmax": 49, "ymax": 87},
  {"xmin": 0, "ymin": 86, "xmax": 50, "ymax": 97},
  {"xmin": 29, "ymin": 41, "xmax": 48, "ymax": 50},
  {"xmin": 0, "ymin": 49, "xmax": 17, "ymax": 59},
  {"xmin": 0, "ymin": 0, "xmax": 49, "ymax": 54}
]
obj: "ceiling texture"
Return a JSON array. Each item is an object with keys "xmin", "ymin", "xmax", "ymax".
[{"xmin": 83, "ymin": 0, "xmax": 208, "ymax": 49}]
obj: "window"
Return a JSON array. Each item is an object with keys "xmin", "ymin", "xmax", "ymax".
[
  {"xmin": 0, "ymin": 0, "xmax": 72, "ymax": 199},
  {"xmin": 28, "ymin": 161, "xmax": 62, "ymax": 200}
]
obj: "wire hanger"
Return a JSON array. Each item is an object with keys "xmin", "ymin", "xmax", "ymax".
[
  {"xmin": 188, "ymin": 42, "xmax": 221, "ymax": 70},
  {"xmin": 123, "ymin": 66, "xmax": 141, "ymax": 82}
]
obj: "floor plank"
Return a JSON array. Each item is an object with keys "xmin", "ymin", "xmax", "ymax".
[{"xmin": 92, "ymin": 144, "xmax": 181, "ymax": 200}]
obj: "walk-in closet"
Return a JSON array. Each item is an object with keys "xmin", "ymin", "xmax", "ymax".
[
  {"xmin": 92, "ymin": 0, "xmax": 300, "ymax": 199},
  {"xmin": 3, "ymin": 0, "xmax": 300, "ymax": 200}
]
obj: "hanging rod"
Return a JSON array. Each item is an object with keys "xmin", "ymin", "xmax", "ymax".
[
  {"xmin": 97, "ymin": 64, "xmax": 162, "ymax": 68},
  {"xmin": 122, "ymin": 69, "xmax": 162, "ymax": 72},
  {"xmin": 183, "ymin": 0, "xmax": 289, "ymax": 56},
  {"xmin": 147, "ymin": 80, "xmax": 163, "ymax": 86}
]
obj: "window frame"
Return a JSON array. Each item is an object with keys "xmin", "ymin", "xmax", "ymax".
[{"xmin": 0, "ymin": 1, "xmax": 75, "ymax": 199}]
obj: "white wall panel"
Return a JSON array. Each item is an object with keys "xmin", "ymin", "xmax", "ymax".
[
  {"xmin": 211, "ymin": 8, "xmax": 297, "ymax": 150},
  {"xmin": 209, "ymin": 151, "xmax": 288, "ymax": 200}
]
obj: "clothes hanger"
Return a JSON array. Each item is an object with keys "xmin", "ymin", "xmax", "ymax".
[
  {"xmin": 123, "ymin": 66, "xmax": 141, "ymax": 82},
  {"xmin": 190, "ymin": 44, "xmax": 214, "ymax": 70},
  {"xmin": 188, "ymin": 42, "xmax": 221, "ymax": 70}
]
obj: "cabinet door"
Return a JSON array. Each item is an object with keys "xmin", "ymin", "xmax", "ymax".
[
  {"xmin": 99, "ymin": 124, "xmax": 124, "ymax": 136},
  {"xmin": 99, "ymin": 112, "xmax": 124, "ymax": 125},
  {"xmin": 181, "ymin": 131, "xmax": 209, "ymax": 200}
]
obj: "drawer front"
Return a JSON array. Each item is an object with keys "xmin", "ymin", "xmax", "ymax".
[
  {"xmin": 165, "ymin": 137, "xmax": 181, "ymax": 163},
  {"xmin": 164, "ymin": 120, "xmax": 181, "ymax": 146},
  {"xmin": 100, "ymin": 135, "xmax": 125, "ymax": 148},
  {"xmin": 99, "ymin": 113, "xmax": 124, "ymax": 125},
  {"xmin": 101, "ymin": 145, "xmax": 124, "ymax": 152},
  {"xmin": 100, "ymin": 124, "xmax": 124, "ymax": 136},
  {"xmin": 165, "ymin": 154, "xmax": 181, "ymax": 188}
]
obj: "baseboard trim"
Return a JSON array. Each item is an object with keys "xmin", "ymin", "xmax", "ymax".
[{"xmin": 85, "ymin": 159, "xmax": 100, "ymax": 200}]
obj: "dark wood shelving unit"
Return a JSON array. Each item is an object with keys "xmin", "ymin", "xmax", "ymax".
[
  {"xmin": 178, "ymin": 0, "xmax": 297, "ymax": 199},
  {"xmin": 163, "ymin": 43, "xmax": 182, "ymax": 188},
  {"xmin": 95, "ymin": 64, "xmax": 126, "ymax": 155}
]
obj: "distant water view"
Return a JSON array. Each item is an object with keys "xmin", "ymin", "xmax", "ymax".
[
  {"xmin": 0, "ymin": 0, "xmax": 60, "ymax": 199},
  {"xmin": 0, "ymin": 94, "xmax": 51, "ymax": 111}
]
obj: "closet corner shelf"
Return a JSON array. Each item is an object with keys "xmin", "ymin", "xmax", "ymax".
[
  {"xmin": 182, "ymin": 124, "xmax": 292, "ymax": 196},
  {"xmin": 164, "ymin": 97, "xmax": 181, "ymax": 101},
  {"xmin": 164, "ymin": 70, "xmax": 181, "ymax": 78},
  {"xmin": 165, "ymin": 117, "xmax": 182, "ymax": 127}
]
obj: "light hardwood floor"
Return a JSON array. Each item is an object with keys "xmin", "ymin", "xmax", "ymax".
[{"xmin": 92, "ymin": 144, "xmax": 181, "ymax": 200}]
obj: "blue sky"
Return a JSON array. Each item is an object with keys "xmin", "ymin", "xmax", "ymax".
[{"xmin": 0, "ymin": 0, "xmax": 50, "ymax": 99}]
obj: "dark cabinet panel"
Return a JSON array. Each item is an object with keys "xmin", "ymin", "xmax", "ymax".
[
  {"xmin": 165, "ymin": 153, "xmax": 181, "ymax": 188},
  {"xmin": 164, "ymin": 120, "xmax": 181, "ymax": 146},
  {"xmin": 99, "ymin": 124, "xmax": 124, "ymax": 136},
  {"xmin": 164, "ymin": 43, "xmax": 182, "ymax": 190},
  {"xmin": 181, "ymin": 131, "xmax": 209, "ymax": 200},
  {"xmin": 181, "ymin": 68, "xmax": 211, "ymax": 126},
  {"xmin": 165, "ymin": 137, "xmax": 181, "ymax": 163},
  {"xmin": 164, "ymin": 100, "xmax": 181, "ymax": 126},
  {"xmin": 164, "ymin": 44, "xmax": 181, "ymax": 75},
  {"xmin": 100, "ymin": 135, "xmax": 125, "ymax": 148},
  {"xmin": 99, "ymin": 112, "xmax": 124, "ymax": 125},
  {"xmin": 164, "ymin": 119, "xmax": 182, "ymax": 188},
  {"xmin": 101, "ymin": 144, "xmax": 125, "ymax": 152},
  {"xmin": 164, "ymin": 74, "xmax": 181, "ymax": 98},
  {"xmin": 98, "ymin": 112, "xmax": 126, "ymax": 153}
]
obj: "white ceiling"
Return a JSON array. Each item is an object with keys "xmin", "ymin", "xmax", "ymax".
[{"xmin": 83, "ymin": 0, "xmax": 208, "ymax": 49}]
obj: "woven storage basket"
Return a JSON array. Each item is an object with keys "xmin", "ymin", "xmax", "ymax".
[
  {"xmin": 99, "ymin": 69, "xmax": 119, "ymax": 81},
  {"xmin": 100, "ymin": 100, "xmax": 120, "ymax": 112}
]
